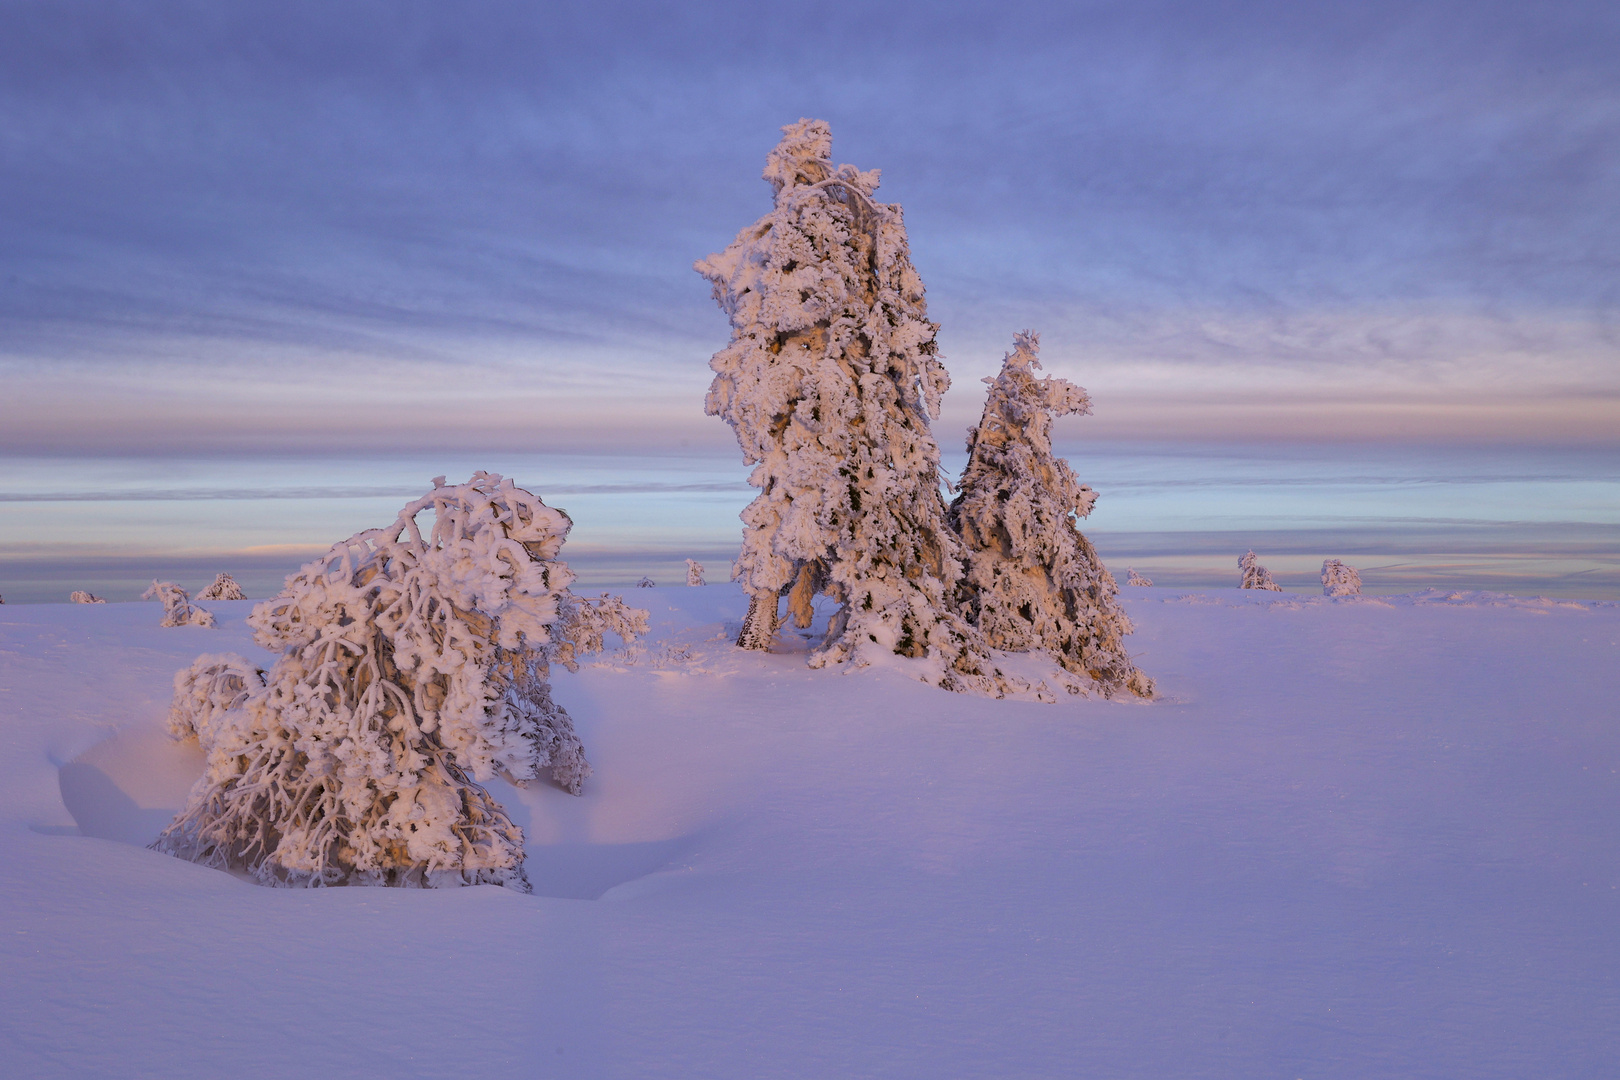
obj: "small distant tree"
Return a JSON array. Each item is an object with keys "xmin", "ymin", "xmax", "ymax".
[
  {"xmin": 1239, "ymin": 551, "xmax": 1283, "ymax": 591},
  {"xmin": 69, "ymin": 591, "xmax": 105, "ymax": 604},
  {"xmin": 685, "ymin": 559, "xmax": 706, "ymax": 586},
  {"xmin": 142, "ymin": 581, "xmax": 214, "ymax": 627},
  {"xmin": 635, "ymin": 577, "xmax": 655, "ymax": 588},
  {"xmin": 698, "ymin": 119, "xmax": 998, "ymax": 693},
  {"xmin": 1125, "ymin": 569, "xmax": 1153, "ymax": 586},
  {"xmin": 950, "ymin": 332, "xmax": 1152, "ymax": 698},
  {"xmin": 152, "ymin": 473, "xmax": 647, "ymax": 891},
  {"xmin": 198, "ymin": 572, "xmax": 246, "ymax": 601},
  {"xmin": 1321, "ymin": 559, "xmax": 1362, "ymax": 597}
]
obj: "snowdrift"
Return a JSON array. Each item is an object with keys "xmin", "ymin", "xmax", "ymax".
[{"xmin": 2, "ymin": 585, "xmax": 1617, "ymax": 1078}]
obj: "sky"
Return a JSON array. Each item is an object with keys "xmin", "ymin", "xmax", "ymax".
[{"xmin": 3, "ymin": 0, "xmax": 1617, "ymax": 453}]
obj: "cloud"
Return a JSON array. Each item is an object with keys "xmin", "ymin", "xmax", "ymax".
[{"xmin": 2, "ymin": 0, "xmax": 1617, "ymax": 448}]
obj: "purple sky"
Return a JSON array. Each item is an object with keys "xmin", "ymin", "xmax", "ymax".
[{"xmin": 2, "ymin": 0, "xmax": 1617, "ymax": 451}]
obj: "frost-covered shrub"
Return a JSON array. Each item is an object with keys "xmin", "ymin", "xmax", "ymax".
[
  {"xmin": 1125, "ymin": 569, "xmax": 1153, "ymax": 586},
  {"xmin": 152, "ymin": 473, "xmax": 646, "ymax": 891},
  {"xmin": 698, "ymin": 119, "xmax": 998, "ymax": 693},
  {"xmin": 950, "ymin": 332, "xmax": 1152, "ymax": 698},
  {"xmin": 686, "ymin": 559, "xmax": 706, "ymax": 586},
  {"xmin": 69, "ymin": 590, "xmax": 105, "ymax": 604},
  {"xmin": 635, "ymin": 577, "xmax": 655, "ymax": 588},
  {"xmin": 142, "ymin": 581, "xmax": 214, "ymax": 627},
  {"xmin": 197, "ymin": 572, "xmax": 245, "ymax": 601},
  {"xmin": 1239, "ymin": 551, "xmax": 1283, "ymax": 591},
  {"xmin": 1321, "ymin": 559, "xmax": 1362, "ymax": 597}
]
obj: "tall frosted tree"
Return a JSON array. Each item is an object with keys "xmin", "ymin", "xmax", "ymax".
[
  {"xmin": 697, "ymin": 119, "xmax": 997, "ymax": 692},
  {"xmin": 950, "ymin": 332, "xmax": 1152, "ymax": 698}
]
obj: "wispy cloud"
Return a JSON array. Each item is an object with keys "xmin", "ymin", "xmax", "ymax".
[{"xmin": 2, "ymin": 0, "xmax": 1616, "ymax": 449}]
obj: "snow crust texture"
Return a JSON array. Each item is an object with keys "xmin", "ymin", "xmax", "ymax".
[
  {"xmin": 142, "ymin": 581, "xmax": 214, "ymax": 627},
  {"xmin": 1239, "ymin": 550, "xmax": 1284, "ymax": 591},
  {"xmin": 152, "ymin": 473, "xmax": 646, "ymax": 891},
  {"xmin": 950, "ymin": 332, "xmax": 1151, "ymax": 697},
  {"xmin": 697, "ymin": 119, "xmax": 1001, "ymax": 692},
  {"xmin": 197, "ymin": 572, "xmax": 246, "ymax": 601}
]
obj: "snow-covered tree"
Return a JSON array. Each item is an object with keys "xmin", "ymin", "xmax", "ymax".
[
  {"xmin": 69, "ymin": 590, "xmax": 105, "ymax": 604},
  {"xmin": 1321, "ymin": 559, "xmax": 1362, "ymax": 597},
  {"xmin": 152, "ymin": 473, "xmax": 646, "ymax": 891},
  {"xmin": 198, "ymin": 572, "xmax": 245, "ymax": 601},
  {"xmin": 1239, "ymin": 551, "xmax": 1283, "ymax": 591},
  {"xmin": 686, "ymin": 559, "xmax": 706, "ymax": 586},
  {"xmin": 1125, "ymin": 569, "xmax": 1153, "ymax": 586},
  {"xmin": 949, "ymin": 332, "xmax": 1152, "ymax": 698},
  {"xmin": 635, "ymin": 577, "xmax": 655, "ymax": 588},
  {"xmin": 142, "ymin": 581, "xmax": 214, "ymax": 627},
  {"xmin": 697, "ymin": 119, "xmax": 998, "ymax": 692}
]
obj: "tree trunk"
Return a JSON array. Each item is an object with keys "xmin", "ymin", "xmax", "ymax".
[
  {"xmin": 737, "ymin": 589, "xmax": 779, "ymax": 650},
  {"xmin": 787, "ymin": 563, "xmax": 819, "ymax": 629}
]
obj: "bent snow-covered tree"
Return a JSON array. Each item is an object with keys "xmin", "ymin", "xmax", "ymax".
[
  {"xmin": 198, "ymin": 572, "xmax": 245, "ymax": 601},
  {"xmin": 152, "ymin": 473, "xmax": 646, "ymax": 891},
  {"xmin": 950, "ymin": 332, "xmax": 1152, "ymax": 698},
  {"xmin": 1239, "ymin": 551, "xmax": 1284, "ymax": 591},
  {"xmin": 698, "ymin": 119, "xmax": 998, "ymax": 691},
  {"xmin": 1321, "ymin": 559, "xmax": 1362, "ymax": 597},
  {"xmin": 143, "ymin": 581, "xmax": 214, "ymax": 627}
]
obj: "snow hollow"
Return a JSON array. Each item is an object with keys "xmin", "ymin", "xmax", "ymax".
[{"xmin": 3, "ymin": 585, "xmax": 1618, "ymax": 1076}]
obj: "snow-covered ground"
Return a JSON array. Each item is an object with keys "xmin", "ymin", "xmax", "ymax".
[{"xmin": 2, "ymin": 585, "xmax": 1616, "ymax": 1078}]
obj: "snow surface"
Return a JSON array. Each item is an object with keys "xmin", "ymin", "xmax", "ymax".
[{"xmin": 3, "ymin": 586, "xmax": 1618, "ymax": 1078}]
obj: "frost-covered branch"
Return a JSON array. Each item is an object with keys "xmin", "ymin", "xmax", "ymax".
[{"xmin": 69, "ymin": 591, "xmax": 105, "ymax": 604}]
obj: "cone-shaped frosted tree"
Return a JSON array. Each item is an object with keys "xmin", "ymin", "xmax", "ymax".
[
  {"xmin": 949, "ymin": 332, "xmax": 1153, "ymax": 698},
  {"xmin": 198, "ymin": 572, "xmax": 245, "ymax": 601},
  {"xmin": 1239, "ymin": 550, "xmax": 1284, "ymax": 591},
  {"xmin": 698, "ymin": 119, "xmax": 997, "ymax": 691},
  {"xmin": 152, "ymin": 473, "xmax": 646, "ymax": 891}
]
